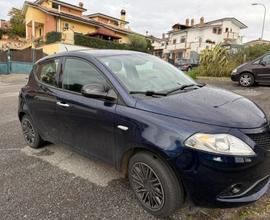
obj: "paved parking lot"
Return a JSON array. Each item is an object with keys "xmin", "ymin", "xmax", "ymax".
[{"xmin": 0, "ymin": 74, "xmax": 270, "ymax": 220}]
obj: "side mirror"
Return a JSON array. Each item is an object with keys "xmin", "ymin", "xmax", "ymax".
[{"xmin": 81, "ymin": 83, "xmax": 117, "ymax": 101}]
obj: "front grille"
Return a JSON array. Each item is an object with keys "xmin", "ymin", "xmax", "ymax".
[{"xmin": 247, "ymin": 132, "xmax": 270, "ymax": 150}]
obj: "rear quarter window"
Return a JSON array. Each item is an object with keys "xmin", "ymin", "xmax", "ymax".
[{"xmin": 35, "ymin": 59, "xmax": 60, "ymax": 86}]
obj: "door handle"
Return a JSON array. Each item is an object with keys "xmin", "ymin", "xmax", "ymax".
[{"xmin": 56, "ymin": 101, "xmax": 70, "ymax": 108}]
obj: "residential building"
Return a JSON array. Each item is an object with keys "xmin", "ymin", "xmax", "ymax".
[
  {"xmin": 153, "ymin": 17, "xmax": 247, "ymax": 63},
  {"xmin": 23, "ymin": 0, "xmax": 136, "ymax": 44}
]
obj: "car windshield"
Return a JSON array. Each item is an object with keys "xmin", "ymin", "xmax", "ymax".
[{"xmin": 98, "ymin": 53, "xmax": 195, "ymax": 93}]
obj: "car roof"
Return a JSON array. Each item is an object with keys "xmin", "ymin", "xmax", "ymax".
[{"xmin": 36, "ymin": 49, "xmax": 143, "ymax": 64}]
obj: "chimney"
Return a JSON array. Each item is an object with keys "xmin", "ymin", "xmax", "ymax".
[
  {"xmin": 120, "ymin": 9, "xmax": 126, "ymax": 27},
  {"xmin": 185, "ymin": 18, "xmax": 190, "ymax": 26},
  {"xmin": 200, "ymin": 17, "xmax": 205, "ymax": 25},
  {"xmin": 191, "ymin": 18, "xmax": 194, "ymax": 26},
  {"xmin": 79, "ymin": 2, "xmax": 84, "ymax": 8}
]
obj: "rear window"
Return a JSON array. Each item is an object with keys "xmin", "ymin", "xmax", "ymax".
[{"xmin": 36, "ymin": 59, "xmax": 60, "ymax": 86}]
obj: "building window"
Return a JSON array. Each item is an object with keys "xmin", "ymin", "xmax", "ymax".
[
  {"xmin": 173, "ymin": 39, "xmax": 177, "ymax": 44},
  {"xmin": 180, "ymin": 37, "xmax": 186, "ymax": 43},
  {"xmin": 39, "ymin": 28, "xmax": 42, "ymax": 36},
  {"xmin": 225, "ymin": 27, "xmax": 229, "ymax": 33},
  {"xmin": 213, "ymin": 28, "xmax": 222, "ymax": 34},
  {"xmin": 52, "ymin": 3, "xmax": 59, "ymax": 9}
]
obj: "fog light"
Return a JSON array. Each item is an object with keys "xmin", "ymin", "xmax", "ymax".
[{"xmin": 230, "ymin": 184, "xmax": 242, "ymax": 194}]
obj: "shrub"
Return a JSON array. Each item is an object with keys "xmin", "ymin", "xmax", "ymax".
[
  {"xmin": 74, "ymin": 33, "xmax": 128, "ymax": 49},
  {"xmin": 128, "ymin": 34, "xmax": 148, "ymax": 52},
  {"xmin": 74, "ymin": 33, "xmax": 150, "ymax": 52},
  {"xmin": 0, "ymin": 28, "xmax": 4, "ymax": 39},
  {"xmin": 236, "ymin": 44, "xmax": 270, "ymax": 62},
  {"xmin": 46, "ymin": 31, "xmax": 62, "ymax": 44},
  {"xmin": 198, "ymin": 44, "xmax": 233, "ymax": 77},
  {"xmin": 187, "ymin": 68, "xmax": 199, "ymax": 79}
]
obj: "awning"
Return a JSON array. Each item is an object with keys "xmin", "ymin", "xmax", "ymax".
[{"xmin": 86, "ymin": 28, "xmax": 121, "ymax": 40}]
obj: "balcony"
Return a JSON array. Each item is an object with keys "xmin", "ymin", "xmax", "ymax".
[{"xmin": 166, "ymin": 42, "xmax": 186, "ymax": 50}]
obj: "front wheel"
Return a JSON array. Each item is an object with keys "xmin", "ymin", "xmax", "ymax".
[
  {"xmin": 128, "ymin": 152, "xmax": 184, "ymax": 217},
  {"xmin": 21, "ymin": 114, "xmax": 44, "ymax": 148},
  {"xmin": 239, "ymin": 72, "xmax": 255, "ymax": 87}
]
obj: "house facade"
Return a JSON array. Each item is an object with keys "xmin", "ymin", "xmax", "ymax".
[
  {"xmin": 23, "ymin": 0, "xmax": 134, "ymax": 44},
  {"xmin": 153, "ymin": 17, "xmax": 247, "ymax": 63}
]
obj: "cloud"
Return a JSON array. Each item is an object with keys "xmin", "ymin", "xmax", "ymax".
[{"xmin": 1, "ymin": 0, "xmax": 269, "ymax": 42}]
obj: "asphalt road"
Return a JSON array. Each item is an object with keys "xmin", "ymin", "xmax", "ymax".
[{"xmin": 1, "ymin": 74, "xmax": 270, "ymax": 220}]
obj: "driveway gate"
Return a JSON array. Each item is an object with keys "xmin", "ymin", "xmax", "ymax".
[{"xmin": 0, "ymin": 48, "xmax": 45, "ymax": 74}]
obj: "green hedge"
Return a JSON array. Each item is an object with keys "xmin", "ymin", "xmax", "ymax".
[
  {"xmin": 74, "ymin": 33, "xmax": 148, "ymax": 52},
  {"xmin": 46, "ymin": 31, "xmax": 62, "ymax": 44},
  {"xmin": 0, "ymin": 28, "xmax": 5, "ymax": 39}
]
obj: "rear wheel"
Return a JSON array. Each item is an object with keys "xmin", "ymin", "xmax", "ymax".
[
  {"xmin": 21, "ymin": 114, "xmax": 44, "ymax": 148},
  {"xmin": 128, "ymin": 152, "xmax": 184, "ymax": 217},
  {"xmin": 239, "ymin": 72, "xmax": 255, "ymax": 87}
]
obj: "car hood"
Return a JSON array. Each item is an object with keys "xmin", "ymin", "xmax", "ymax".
[{"xmin": 135, "ymin": 86, "xmax": 267, "ymax": 129}]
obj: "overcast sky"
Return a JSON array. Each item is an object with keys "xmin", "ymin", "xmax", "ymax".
[{"xmin": 0, "ymin": 0, "xmax": 269, "ymax": 42}]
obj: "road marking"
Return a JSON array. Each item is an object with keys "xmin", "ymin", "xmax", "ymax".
[{"xmin": 21, "ymin": 145, "xmax": 123, "ymax": 187}]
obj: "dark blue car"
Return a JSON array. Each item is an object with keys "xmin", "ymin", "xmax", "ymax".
[{"xmin": 19, "ymin": 50, "xmax": 270, "ymax": 217}]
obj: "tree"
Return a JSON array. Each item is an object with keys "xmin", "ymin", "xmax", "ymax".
[
  {"xmin": 8, "ymin": 7, "xmax": 25, "ymax": 37},
  {"xmin": 128, "ymin": 34, "xmax": 148, "ymax": 52}
]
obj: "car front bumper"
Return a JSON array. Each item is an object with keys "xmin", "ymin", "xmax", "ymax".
[
  {"xmin": 175, "ymin": 143, "xmax": 270, "ymax": 207},
  {"xmin": 231, "ymin": 72, "xmax": 240, "ymax": 82}
]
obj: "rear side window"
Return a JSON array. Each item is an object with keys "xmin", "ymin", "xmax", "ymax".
[
  {"xmin": 36, "ymin": 59, "xmax": 60, "ymax": 86},
  {"xmin": 62, "ymin": 58, "xmax": 107, "ymax": 93}
]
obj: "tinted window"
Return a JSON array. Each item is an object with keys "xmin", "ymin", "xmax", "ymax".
[
  {"xmin": 37, "ymin": 59, "xmax": 59, "ymax": 86},
  {"xmin": 262, "ymin": 55, "xmax": 270, "ymax": 65},
  {"xmin": 62, "ymin": 58, "xmax": 107, "ymax": 93}
]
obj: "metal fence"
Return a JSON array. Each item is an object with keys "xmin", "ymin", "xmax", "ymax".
[{"xmin": 0, "ymin": 48, "xmax": 45, "ymax": 74}]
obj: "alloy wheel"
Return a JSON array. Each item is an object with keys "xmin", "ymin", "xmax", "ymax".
[
  {"xmin": 22, "ymin": 119, "xmax": 36, "ymax": 145},
  {"xmin": 240, "ymin": 74, "xmax": 252, "ymax": 86},
  {"xmin": 130, "ymin": 162, "xmax": 165, "ymax": 211}
]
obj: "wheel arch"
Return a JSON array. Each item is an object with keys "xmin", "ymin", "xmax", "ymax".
[
  {"xmin": 120, "ymin": 146, "xmax": 187, "ymax": 203},
  {"xmin": 240, "ymin": 71, "xmax": 255, "ymax": 79},
  {"xmin": 119, "ymin": 147, "xmax": 185, "ymax": 188}
]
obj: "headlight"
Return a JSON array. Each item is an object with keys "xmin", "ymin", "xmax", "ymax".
[
  {"xmin": 185, "ymin": 133, "xmax": 255, "ymax": 156},
  {"xmin": 232, "ymin": 68, "xmax": 238, "ymax": 74}
]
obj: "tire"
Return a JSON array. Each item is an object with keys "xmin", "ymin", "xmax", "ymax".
[
  {"xmin": 239, "ymin": 72, "xmax": 255, "ymax": 87},
  {"xmin": 21, "ymin": 114, "xmax": 44, "ymax": 149},
  {"xmin": 128, "ymin": 152, "xmax": 184, "ymax": 217}
]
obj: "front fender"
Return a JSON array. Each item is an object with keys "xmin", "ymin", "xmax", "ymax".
[{"xmin": 114, "ymin": 105, "xmax": 231, "ymax": 170}]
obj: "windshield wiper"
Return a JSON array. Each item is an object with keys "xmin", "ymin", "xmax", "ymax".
[
  {"xmin": 129, "ymin": 91, "xmax": 167, "ymax": 96},
  {"xmin": 166, "ymin": 83, "xmax": 202, "ymax": 95}
]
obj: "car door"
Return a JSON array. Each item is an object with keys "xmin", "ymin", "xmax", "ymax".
[
  {"xmin": 55, "ymin": 57, "xmax": 117, "ymax": 164},
  {"xmin": 252, "ymin": 54, "xmax": 270, "ymax": 82},
  {"xmin": 26, "ymin": 58, "xmax": 61, "ymax": 143}
]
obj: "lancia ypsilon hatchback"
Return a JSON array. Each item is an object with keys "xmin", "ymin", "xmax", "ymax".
[{"xmin": 19, "ymin": 50, "xmax": 270, "ymax": 217}]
